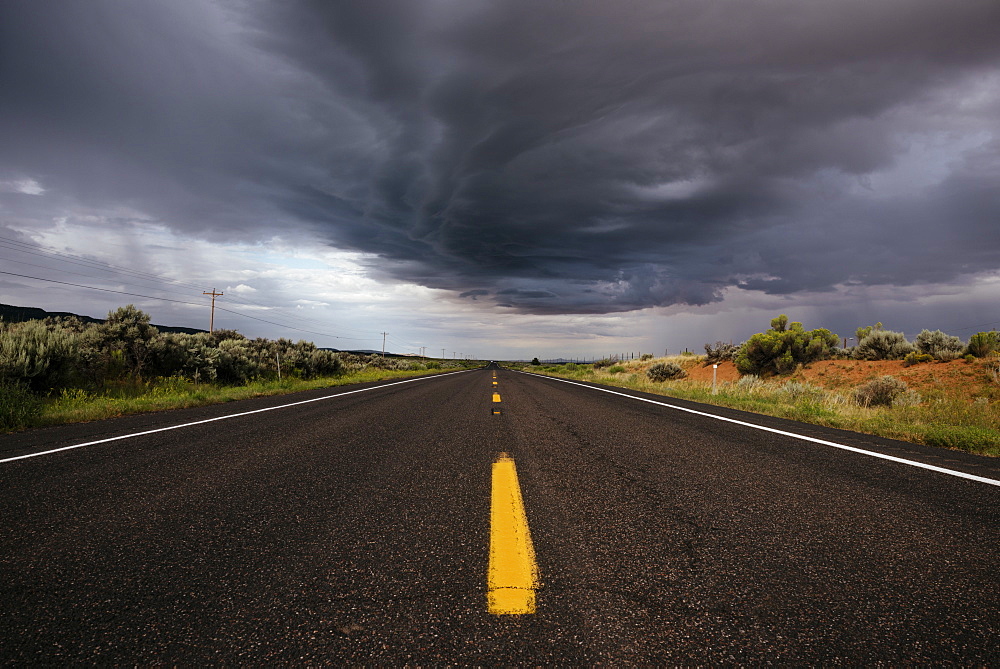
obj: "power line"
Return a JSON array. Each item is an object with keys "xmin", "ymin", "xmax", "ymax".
[
  {"xmin": 0, "ymin": 270, "xmax": 370, "ymax": 342},
  {"xmin": 203, "ymin": 288, "xmax": 224, "ymax": 333},
  {"xmin": 0, "ymin": 237, "xmax": 439, "ymax": 350},
  {"xmin": 950, "ymin": 320, "xmax": 1000, "ymax": 333},
  {"xmin": 0, "ymin": 235, "xmax": 374, "ymax": 336}
]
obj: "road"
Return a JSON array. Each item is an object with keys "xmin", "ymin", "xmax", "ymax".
[{"xmin": 2, "ymin": 365, "xmax": 998, "ymax": 664}]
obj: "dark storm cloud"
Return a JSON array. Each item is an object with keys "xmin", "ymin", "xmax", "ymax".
[{"xmin": 3, "ymin": 0, "xmax": 1000, "ymax": 313}]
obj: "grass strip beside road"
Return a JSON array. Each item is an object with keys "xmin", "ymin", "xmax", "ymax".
[
  {"xmin": 24, "ymin": 368, "xmax": 455, "ymax": 431},
  {"xmin": 528, "ymin": 362, "xmax": 1000, "ymax": 457}
]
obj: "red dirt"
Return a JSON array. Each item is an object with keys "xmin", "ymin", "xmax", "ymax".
[{"xmin": 685, "ymin": 358, "xmax": 996, "ymax": 399}]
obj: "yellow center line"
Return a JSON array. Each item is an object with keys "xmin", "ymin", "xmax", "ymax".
[{"xmin": 488, "ymin": 453, "xmax": 538, "ymax": 614}]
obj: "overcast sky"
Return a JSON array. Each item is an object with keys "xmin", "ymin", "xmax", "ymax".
[{"xmin": 2, "ymin": 0, "xmax": 999, "ymax": 359}]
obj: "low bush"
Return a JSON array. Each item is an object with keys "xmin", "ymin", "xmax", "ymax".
[
  {"xmin": 966, "ymin": 331, "xmax": 999, "ymax": 358},
  {"xmin": 736, "ymin": 374, "xmax": 767, "ymax": 392},
  {"xmin": 704, "ymin": 341, "xmax": 739, "ymax": 365},
  {"xmin": 915, "ymin": 329, "xmax": 964, "ymax": 360},
  {"xmin": 607, "ymin": 365, "xmax": 626, "ymax": 373},
  {"xmin": 853, "ymin": 329, "xmax": 915, "ymax": 361},
  {"xmin": 0, "ymin": 320, "xmax": 81, "ymax": 392},
  {"xmin": 640, "ymin": 353, "xmax": 654, "ymax": 361},
  {"xmin": 853, "ymin": 375, "xmax": 910, "ymax": 407},
  {"xmin": 902, "ymin": 352, "xmax": 934, "ymax": 367},
  {"xmin": 647, "ymin": 362, "xmax": 686, "ymax": 382},
  {"xmin": 854, "ymin": 330, "xmax": 915, "ymax": 360},
  {"xmin": 0, "ymin": 380, "xmax": 41, "ymax": 431},
  {"xmin": 775, "ymin": 381, "xmax": 826, "ymax": 403}
]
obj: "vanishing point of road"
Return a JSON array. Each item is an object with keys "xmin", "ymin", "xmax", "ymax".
[{"xmin": 2, "ymin": 365, "xmax": 998, "ymax": 664}]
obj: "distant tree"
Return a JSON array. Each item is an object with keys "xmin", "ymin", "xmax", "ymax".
[
  {"xmin": 531, "ymin": 357, "xmax": 540, "ymax": 365},
  {"xmin": 855, "ymin": 322, "xmax": 884, "ymax": 342},
  {"xmin": 735, "ymin": 316, "xmax": 838, "ymax": 376},
  {"xmin": 98, "ymin": 305, "xmax": 160, "ymax": 379},
  {"xmin": 966, "ymin": 331, "xmax": 999, "ymax": 358}
]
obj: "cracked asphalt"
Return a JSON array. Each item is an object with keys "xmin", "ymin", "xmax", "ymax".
[{"xmin": 1, "ymin": 365, "xmax": 998, "ymax": 664}]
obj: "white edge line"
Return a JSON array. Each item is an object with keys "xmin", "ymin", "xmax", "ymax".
[
  {"xmin": 520, "ymin": 371, "xmax": 1000, "ymax": 488},
  {"xmin": 1, "ymin": 370, "xmax": 471, "ymax": 464}
]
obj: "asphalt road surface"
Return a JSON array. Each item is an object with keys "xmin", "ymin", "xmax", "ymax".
[{"xmin": 2, "ymin": 365, "xmax": 999, "ymax": 664}]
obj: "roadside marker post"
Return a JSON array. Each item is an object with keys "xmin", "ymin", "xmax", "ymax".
[{"xmin": 712, "ymin": 364, "xmax": 718, "ymax": 394}]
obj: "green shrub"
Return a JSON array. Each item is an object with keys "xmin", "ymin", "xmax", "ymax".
[
  {"xmin": 640, "ymin": 353, "xmax": 654, "ymax": 361},
  {"xmin": 853, "ymin": 375, "xmax": 910, "ymax": 407},
  {"xmin": 98, "ymin": 305, "xmax": 160, "ymax": 379},
  {"xmin": 915, "ymin": 329, "xmax": 964, "ymax": 360},
  {"xmin": 0, "ymin": 320, "xmax": 81, "ymax": 392},
  {"xmin": 607, "ymin": 365, "xmax": 626, "ymax": 373},
  {"xmin": 986, "ymin": 358, "xmax": 1000, "ymax": 385},
  {"xmin": 922, "ymin": 425, "xmax": 1000, "ymax": 454},
  {"xmin": 592, "ymin": 358, "xmax": 611, "ymax": 369},
  {"xmin": 734, "ymin": 315, "xmax": 839, "ymax": 376},
  {"xmin": 647, "ymin": 362, "xmax": 686, "ymax": 382},
  {"xmin": 966, "ymin": 331, "xmax": 999, "ymax": 358},
  {"xmin": 902, "ymin": 352, "xmax": 934, "ymax": 367},
  {"xmin": 0, "ymin": 380, "xmax": 41, "ymax": 430},
  {"xmin": 853, "ymin": 329, "xmax": 915, "ymax": 360}
]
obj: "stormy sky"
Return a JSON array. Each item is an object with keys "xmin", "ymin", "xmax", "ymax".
[{"xmin": 2, "ymin": 0, "xmax": 999, "ymax": 357}]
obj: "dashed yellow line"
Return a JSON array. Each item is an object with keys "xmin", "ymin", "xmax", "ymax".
[{"xmin": 488, "ymin": 453, "xmax": 538, "ymax": 614}]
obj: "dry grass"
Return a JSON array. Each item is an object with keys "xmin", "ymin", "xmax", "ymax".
[{"xmin": 531, "ymin": 355, "xmax": 1000, "ymax": 457}]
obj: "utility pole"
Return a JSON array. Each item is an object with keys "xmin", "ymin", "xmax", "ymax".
[
  {"xmin": 442, "ymin": 348, "xmax": 446, "ymax": 359},
  {"xmin": 381, "ymin": 332, "xmax": 388, "ymax": 358},
  {"xmin": 203, "ymin": 288, "xmax": 223, "ymax": 333}
]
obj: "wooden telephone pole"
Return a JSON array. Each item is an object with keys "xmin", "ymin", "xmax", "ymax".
[{"xmin": 203, "ymin": 289, "xmax": 223, "ymax": 333}]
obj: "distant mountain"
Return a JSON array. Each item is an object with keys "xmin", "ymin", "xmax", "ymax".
[{"xmin": 0, "ymin": 303, "xmax": 206, "ymax": 335}]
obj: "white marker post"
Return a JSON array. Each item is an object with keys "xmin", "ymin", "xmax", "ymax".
[{"xmin": 712, "ymin": 364, "xmax": 718, "ymax": 394}]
